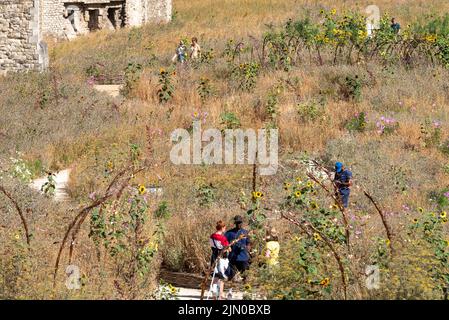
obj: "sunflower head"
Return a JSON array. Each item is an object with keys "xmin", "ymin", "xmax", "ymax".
[
  {"xmin": 310, "ymin": 201, "xmax": 319, "ymax": 210},
  {"xmin": 313, "ymin": 233, "xmax": 322, "ymax": 241},
  {"xmin": 320, "ymin": 277, "xmax": 330, "ymax": 287},
  {"xmin": 412, "ymin": 218, "xmax": 418, "ymax": 224},
  {"xmin": 253, "ymin": 191, "xmax": 263, "ymax": 199},
  {"xmin": 418, "ymin": 207, "xmax": 424, "ymax": 213},
  {"xmin": 440, "ymin": 211, "xmax": 447, "ymax": 219},
  {"xmin": 138, "ymin": 184, "xmax": 146, "ymax": 195},
  {"xmin": 295, "ymin": 191, "xmax": 302, "ymax": 198}
]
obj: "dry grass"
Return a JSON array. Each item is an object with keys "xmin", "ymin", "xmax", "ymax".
[{"xmin": 1, "ymin": 0, "xmax": 449, "ymax": 299}]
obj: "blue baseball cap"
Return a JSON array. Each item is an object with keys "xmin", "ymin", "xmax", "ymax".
[{"xmin": 335, "ymin": 162, "xmax": 343, "ymax": 173}]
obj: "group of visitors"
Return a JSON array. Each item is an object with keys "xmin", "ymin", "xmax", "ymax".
[
  {"xmin": 208, "ymin": 161, "xmax": 353, "ymax": 299},
  {"xmin": 209, "ymin": 215, "xmax": 280, "ymax": 299},
  {"xmin": 171, "ymin": 37, "xmax": 201, "ymax": 64}
]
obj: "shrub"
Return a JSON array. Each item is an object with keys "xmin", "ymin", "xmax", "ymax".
[
  {"xmin": 121, "ymin": 62, "xmax": 143, "ymax": 97},
  {"xmin": 154, "ymin": 201, "xmax": 171, "ymax": 219},
  {"xmin": 157, "ymin": 67, "xmax": 175, "ymax": 103},
  {"xmin": 340, "ymin": 75, "xmax": 362, "ymax": 102},
  {"xmin": 231, "ymin": 62, "xmax": 260, "ymax": 91},
  {"xmin": 345, "ymin": 112, "xmax": 367, "ymax": 132},
  {"xmin": 220, "ymin": 112, "xmax": 241, "ymax": 129},
  {"xmin": 196, "ymin": 183, "xmax": 216, "ymax": 207},
  {"xmin": 197, "ymin": 77, "xmax": 213, "ymax": 103},
  {"xmin": 296, "ymin": 99, "xmax": 326, "ymax": 123}
]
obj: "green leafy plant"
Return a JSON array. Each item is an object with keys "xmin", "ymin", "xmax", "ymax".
[
  {"xmin": 220, "ymin": 111, "xmax": 241, "ymax": 129},
  {"xmin": 157, "ymin": 67, "xmax": 175, "ymax": 103},
  {"xmin": 345, "ymin": 112, "xmax": 367, "ymax": 132},
  {"xmin": 121, "ymin": 62, "xmax": 143, "ymax": 97},
  {"xmin": 231, "ymin": 62, "xmax": 260, "ymax": 91},
  {"xmin": 197, "ymin": 77, "xmax": 213, "ymax": 103},
  {"xmin": 196, "ymin": 183, "xmax": 216, "ymax": 207},
  {"xmin": 296, "ymin": 99, "xmax": 326, "ymax": 123},
  {"xmin": 154, "ymin": 201, "xmax": 171, "ymax": 219}
]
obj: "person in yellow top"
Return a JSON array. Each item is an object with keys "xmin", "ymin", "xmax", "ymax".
[{"xmin": 264, "ymin": 228, "xmax": 280, "ymax": 266}]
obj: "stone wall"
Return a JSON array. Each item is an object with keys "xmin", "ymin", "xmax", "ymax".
[
  {"xmin": 0, "ymin": 0, "xmax": 46, "ymax": 73},
  {"xmin": 41, "ymin": 0, "xmax": 172, "ymax": 37},
  {"xmin": 41, "ymin": 0, "xmax": 66, "ymax": 36},
  {"xmin": 147, "ymin": 0, "xmax": 171, "ymax": 23}
]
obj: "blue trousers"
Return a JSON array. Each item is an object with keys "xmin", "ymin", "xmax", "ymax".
[{"xmin": 339, "ymin": 188, "xmax": 350, "ymax": 208}]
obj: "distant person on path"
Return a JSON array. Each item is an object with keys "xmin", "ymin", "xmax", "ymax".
[
  {"xmin": 264, "ymin": 227, "xmax": 280, "ymax": 267},
  {"xmin": 334, "ymin": 162, "xmax": 353, "ymax": 209},
  {"xmin": 225, "ymin": 215, "xmax": 250, "ymax": 281},
  {"xmin": 391, "ymin": 18, "xmax": 401, "ymax": 34},
  {"xmin": 172, "ymin": 40, "xmax": 187, "ymax": 64},
  {"xmin": 190, "ymin": 37, "xmax": 201, "ymax": 60}
]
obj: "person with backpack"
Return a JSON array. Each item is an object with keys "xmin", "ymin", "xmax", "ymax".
[
  {"xmin": 334, "ymin": 162, "xmax": 353, "ymax": 209},
  {"xmin": 225, "ymin": 215, "xmax": 250, "ymax": 281}
]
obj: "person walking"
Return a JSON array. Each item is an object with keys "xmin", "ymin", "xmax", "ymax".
[
  {"xmin": 225, "ymin": 215, "xmax": 250, "ymax": 281},
  {"xmin": 190, "ymin": 37, "xmax": 201, "ymax": 60},
  {"xmin": 391, "ymin": 18, "xmax": 401, "ymax": 34},
  {"xmin": 264, "ymin": 227, "xmax": 280, "ymax": 267},
  {"xmin": 171, "ymin": 40, "xmax": 187, "ymax": 64},
  {"xmin": 209, "ymin": 220, "xmax": 231, "ymax": 299},
  {"xmin": 334, "ymin": 162, "xmax": 353, "ymax": 209}
]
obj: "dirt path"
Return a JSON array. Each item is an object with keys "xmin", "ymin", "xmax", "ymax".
[
  {"xmin": 29, "ymin": 169, "xmax": 71, "ymax": 201},
  {"xmin": 93, "ymin": 84, "xmax": 122, "ymax": 98},
  {"xmin": 176, "ymin": 287, "xmax": 244, "ymax": 300}
]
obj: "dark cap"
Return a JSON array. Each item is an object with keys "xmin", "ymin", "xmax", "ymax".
[{"xmin": 233, "ymin": 215, "xmax": 243, "ymax": 224}]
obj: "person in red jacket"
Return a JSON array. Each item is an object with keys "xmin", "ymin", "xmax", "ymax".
[
  {"xmin": 209, "ymin": 220, "xmax": 231, "ymax": 299},
  {"xmin": 210, "ymin": 220, "xmax": 229, "ymax": 265}
]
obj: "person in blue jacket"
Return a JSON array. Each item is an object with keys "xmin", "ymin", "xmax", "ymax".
[
  {"xmin": 334, "ymin": 162, "xmax": 353, "ymax": 209},
  {"xmin": 225, "ymin": 215, "xmax": 250, "ymax": 280}
]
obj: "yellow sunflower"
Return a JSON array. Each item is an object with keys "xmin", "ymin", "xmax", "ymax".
[
  {"xmin": 313, "ymin": 233, "xmax": 322, "ymax": 241},
  {"xmin": 418, "ymin": 207, "xmax": 424, "ymax": 213},
  {"xmin": 284, "ymin": 182, "xmax": 291, "ymax": 190},
  {"xmin": 440, "ymin": 211, "xmax": 447, "ymax": 219},
  {"xmin": 253, "ymin": 191, "xmax": 263, "ymax": 198},
  {"xmin": 295, "ymin": 190, "xmax": 302, "ymax": 198},
  {"xmin": 138, "ymin": 184, "xmax": 146, "ymax": 195},
  {"xmin": 310, "ymin": 201, "xmax": 319, "ymax": 210},
  {"xmin": 320, "ymin": 277, "xmax": 330, "ymax": 287}
]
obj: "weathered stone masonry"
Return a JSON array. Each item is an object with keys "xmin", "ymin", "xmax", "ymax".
[
  {"xmin": 43, "ymin": 0, "xmax": 172, "ymax": 38},
  {"xmin": 1, "ymin": 0, "xmax": 171, "ymax": 73},
  {"xmin": 0, "ymin": 0, "xmax": 47, "ymax": 73}
]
